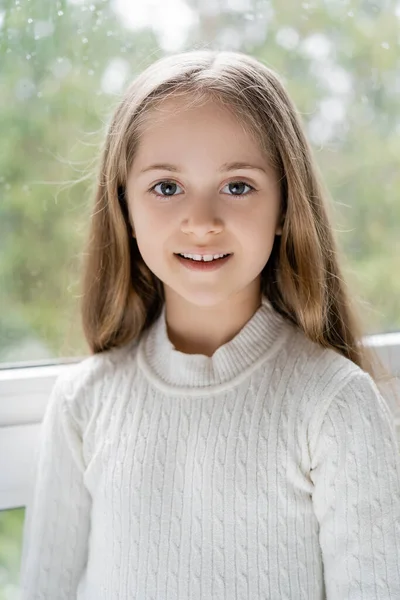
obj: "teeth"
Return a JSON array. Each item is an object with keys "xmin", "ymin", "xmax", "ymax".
[{"xmin": 179, "ymin": 253, "xmax": 228, "ymax": 262}]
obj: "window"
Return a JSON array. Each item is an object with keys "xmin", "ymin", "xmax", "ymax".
[{"xmin": 1, "ymin": 0, "xmax": 399, "ymax": 596}]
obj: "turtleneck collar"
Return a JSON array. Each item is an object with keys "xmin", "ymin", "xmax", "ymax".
[{"xmin": 136, "ymin": 296, "xmax": 291, "ymax": 396}]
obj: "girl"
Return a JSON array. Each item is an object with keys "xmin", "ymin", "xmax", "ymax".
[{"xmin": 19, "ymin": 50, "xmax": 400, "ymax": 599}]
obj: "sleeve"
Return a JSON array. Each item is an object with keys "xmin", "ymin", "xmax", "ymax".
[
  {"xmin": 19, "ymin": 371, "xmax": 92, "ymax": 599},
  {"xmin": 308, "ymin": 372, "xmax": 400, "ymax": 599}
]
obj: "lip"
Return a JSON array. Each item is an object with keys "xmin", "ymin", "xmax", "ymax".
[
  {"xmin": 175, "ymin": 253, "xmax": 232, "ymax": 271},
  {"xmin": 175, "ymin": 250, "xmax": 232, "ymax": 256}
]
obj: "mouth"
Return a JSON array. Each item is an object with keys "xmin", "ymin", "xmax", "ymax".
[
  {"xmin": 174, "ymin": 253, "xmax": 233, "ymax": 271},
  {"xmin": 175, "ymin": 252, "xmax": 232, "ymax": 261}
]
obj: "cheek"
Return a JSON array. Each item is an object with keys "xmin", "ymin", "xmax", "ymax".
[
  {"xmin": 237, "ymin": 206, "xmax": 278, "ymax": 242},
  {"xmin": 133, "ymin": 193, "xmax": 178, "ymax": 230},
  {"xmin": 131, "ymin": 202, "xmax": 163, "ymax": 242},
  {"xmin": 135, "ymin": 236, "xmax": 165, "ymax": 280},
  {"xmin": 133, "ymin": 211, "xmax": 170, "ymax": 275},
  {"xmin": 236, "ymin": 209, "xmax": 279, "ymax": 266},
  {"xmin": 132, "ymin": 201, "xmax": 156, "ymax": 231}
]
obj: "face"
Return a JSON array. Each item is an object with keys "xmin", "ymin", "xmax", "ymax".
[{"xmin": 126, "ymin": 96, "xmax": 282, "ymax": 311}]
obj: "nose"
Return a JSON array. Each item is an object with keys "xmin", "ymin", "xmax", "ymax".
[{"xmin": 180, "ymin": 193, "xmax": 224, "ymax": 237}]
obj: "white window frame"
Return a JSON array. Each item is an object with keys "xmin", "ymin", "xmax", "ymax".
[{"xmin": 1, "ymin": 336, "xmax": 399, "ymax": 512}]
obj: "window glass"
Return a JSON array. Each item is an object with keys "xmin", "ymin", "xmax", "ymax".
[
  {"xmin": 1, "ymin": 0, "xmax": 399, "ymax": 367},
  {"xmin": 0, "ymin": 508, "xmax": 24, "ymax": 600}
]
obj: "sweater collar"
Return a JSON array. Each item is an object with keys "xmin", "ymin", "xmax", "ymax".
[{"xmin": 136, "ymin": 296, "xmax": 290, "ymax": 396}]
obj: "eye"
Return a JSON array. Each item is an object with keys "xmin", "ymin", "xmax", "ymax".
[
  {"xmin": 148, "ymin": 179, "xmax": 256, "ymax": 198},
  {"xmin": 222, "ymin": 181, "xmax": 255, "ymax": 196},
  {"xmin": 149, "ymin": 180, "xmax": 183, "ymax": 197}
]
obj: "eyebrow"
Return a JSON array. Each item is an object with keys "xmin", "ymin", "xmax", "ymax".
[{"xmin": 138, "ymin": 161, "xmax": 267, "ymax": 175}]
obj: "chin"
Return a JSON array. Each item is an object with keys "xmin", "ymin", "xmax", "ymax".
[
  {"xmin": 183, "ymin": 293, "xmax": 228, "ymax": 308},
  {"xmin": 165, "ymin": 284, "xmax": 232, "ymax": 310}
]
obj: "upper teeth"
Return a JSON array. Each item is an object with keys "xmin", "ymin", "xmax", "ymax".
[{"xmin": 179, "ymin": 253, "xmax": 229, "ymax": 262}]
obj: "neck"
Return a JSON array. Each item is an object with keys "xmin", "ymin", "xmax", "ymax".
[
  {"xmin": 164, "ymin": 287, "xmax": 262, "ymax": 358},
  {"xmin": 136, "ymin": 294, "xmax": 290, "ymax": 395}
]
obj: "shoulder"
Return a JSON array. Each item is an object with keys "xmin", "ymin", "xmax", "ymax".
[
  {"xmin": 264, "ymin": 318, "xmax": 398, "ymax": 468},
  {"xmin": 307, "ymin": 367, "xmax": 399, "ymax": 475},
  {"xmin": 278, "ymin": 323, "xmax": 363, "ymax": 399},
  {"xmin": 52, "ymin": 338, "xmax": 140, "ymax": 425},
  {"xmin": 277, "ymin": 324, "xmax": 392, "ymax": 433},
  {"xmin": 299, "ymin": 341, "xmax": 397, "ymax": 461}
]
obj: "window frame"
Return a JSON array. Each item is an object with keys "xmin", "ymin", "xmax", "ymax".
[{"xmin": 1, "ymin": 335, "xmax": 399, "ymax": 511}]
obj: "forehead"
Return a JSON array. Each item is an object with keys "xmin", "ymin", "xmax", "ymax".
[
  {"xmin": 135, "ymin": 95, "xmax": 264, "ymax": 156},
  {"xmin": 141, "ymin": 96, "xmax": 235, "ymax": 129}
]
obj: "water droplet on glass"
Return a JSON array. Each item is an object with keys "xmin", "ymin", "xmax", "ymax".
[
  {"xmin": 82, "ymin": 37, "xmax": 88, "ymax": 43},
  {"xmin": 15, "ymin": 77, "xmax": 36, "ymax": 100},
  {"xmin": 101, "ymin": 57, "xmax": 129, "ymax": 95},
  {"xmin": 50, "ymin": 57, "xmax": 72, "ymax": 78},
  {"xmin": 381, "ymin": 42, "xmax": 389, "ymax": 49},
  {"xmin": 34, "ymin": 20, "xmax": 54, "ymax": 39},
  {"xmin": 276, "ymin": 27, "xmax": 300, "ymax": 50},
  {"xmin": 27, "ymin": 18, "xmax": 33, "ymax": 23},
  {"xmin": 58, "ymin": 10, "xmax": 64, "ymax": 16}
]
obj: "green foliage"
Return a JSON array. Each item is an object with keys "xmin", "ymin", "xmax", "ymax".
[
  {"xmin": 0, "ymin": 508, "xmax": 25, "ymax": 600},
  {"xmin": 0, "ymin": 0, "xmax": 160, "ymax": 362}
]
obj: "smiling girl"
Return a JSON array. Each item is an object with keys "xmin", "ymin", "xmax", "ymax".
[{"xmin": 20, "ymin": 50, "xmax": 400, "ymax": 600}]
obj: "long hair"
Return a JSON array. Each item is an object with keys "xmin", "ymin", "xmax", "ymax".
[{"xmin": 80, "ymin": 49, "xmax": 382, "ymax": 379}]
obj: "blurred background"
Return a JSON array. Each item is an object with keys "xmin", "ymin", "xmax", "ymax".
[{"xmin": 0, "ymin": 0, "xmax": 399, "ymax": 597}]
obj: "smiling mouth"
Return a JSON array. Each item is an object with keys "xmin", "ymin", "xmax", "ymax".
[
  {"xmin": 174, "ymin": 253, "xmax": 233, "ymax": 270},
  {"xmin": 174, "ymin": 253, "xmax": 232, "ymax": 263}
]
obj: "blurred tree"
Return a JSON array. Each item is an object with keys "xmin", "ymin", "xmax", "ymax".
[
  {"xmin": 0, "ymin": 508, "xmax": 24, "ymax": 600},
  {"xmin": 0, "ymin": 0, "xmax": 161, "ymax": 361},
  {"xmin": 1, "ymin": 0, "xmax": 399, "ymax": 365},
  {"xmin": 188, "ymin": 0, "xmax": 400, "ymax": 333}
]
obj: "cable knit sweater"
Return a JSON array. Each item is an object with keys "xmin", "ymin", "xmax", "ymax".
[{"xmin": 19, "ymin": 297, "xmax": 400, "ymax": 599}]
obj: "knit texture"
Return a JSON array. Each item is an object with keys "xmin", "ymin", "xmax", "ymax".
[{"xmin": 19, "ymin": 297, "xmax": 400, "ymax": 599}]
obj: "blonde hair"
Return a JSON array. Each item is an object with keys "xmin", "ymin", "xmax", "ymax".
[{"xmin": 80, "ymin": 49, "xmax": 382, "ymax": 379}]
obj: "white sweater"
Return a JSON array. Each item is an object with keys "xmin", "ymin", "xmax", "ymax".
[{"xmin": 19, "ymin": 297, "xmax": 400, "ymax": 599}]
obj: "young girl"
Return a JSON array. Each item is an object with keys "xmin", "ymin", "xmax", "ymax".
[{"xmin": 19, "ymin": 50, "xmax": 400, "ymax": 599}]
